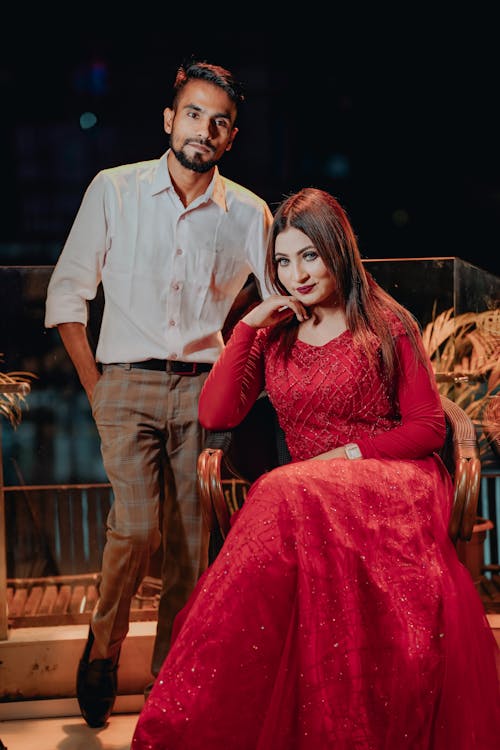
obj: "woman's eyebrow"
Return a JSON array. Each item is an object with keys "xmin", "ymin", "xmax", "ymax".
[{"xmin": 275, "ymin": 245, "xmax": 315, "ymax": 258}]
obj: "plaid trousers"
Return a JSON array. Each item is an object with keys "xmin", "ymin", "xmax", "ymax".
[{"xmin": 90, "ymin": 364, "xmax": 209, "ymax": 675}]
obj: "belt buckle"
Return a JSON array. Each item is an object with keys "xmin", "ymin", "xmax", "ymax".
[
  {"xmin": 181, "ymin": 362, "xmax": 197, "ymax": 376},
  {"xmin": 169, "ymin": 360, "xmax": 197, "ymax": 376}
]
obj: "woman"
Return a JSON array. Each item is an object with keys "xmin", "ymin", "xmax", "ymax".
[{"xmin": 132, "ymin": 189, "xmax": 500, "ymax": 749}]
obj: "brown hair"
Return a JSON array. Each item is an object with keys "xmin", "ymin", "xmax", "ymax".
[{"xmin": 265, "ymin": 188, "xmax": 424, "ymax": 380}]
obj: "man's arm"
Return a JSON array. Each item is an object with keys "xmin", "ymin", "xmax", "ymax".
[
  {"xmin": 57, "ymin": 322, "xmax": 101, "ymax": 403},
  {"xmin": 248, "ymin": 203, "xmax": 274, "ymax": 299}
]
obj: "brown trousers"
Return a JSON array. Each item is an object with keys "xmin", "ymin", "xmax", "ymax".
[{"xmin": 90, "ymin": 364, "xmax": 209, "ymax": 675}]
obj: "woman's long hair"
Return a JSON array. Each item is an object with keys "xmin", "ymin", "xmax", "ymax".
[{"xmin": 265, "ymin": 188, "xmax": 424, "ymax": 380}]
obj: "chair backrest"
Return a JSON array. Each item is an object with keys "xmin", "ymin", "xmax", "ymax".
[
  {"xmin": 439, "ymin": 395, "xmax": 481, "ymax": 542},
  {"xmin": 198, "ymin": 393, "xmax": 481, "ymax": 562}
]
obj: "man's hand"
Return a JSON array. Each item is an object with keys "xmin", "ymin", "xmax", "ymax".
[{"xmin": 57, "ymin": 322, "xmax": 101, "ymax": 403}]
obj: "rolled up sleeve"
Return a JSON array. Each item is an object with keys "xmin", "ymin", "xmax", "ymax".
[{"xmin": 45, "ymin": 173, "xmax": 109, "ymax": 328}]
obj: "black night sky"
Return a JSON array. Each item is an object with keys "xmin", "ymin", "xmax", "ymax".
[{"xmin": 1, "ymin": 6, "xmax": 499, "ymax": 279}]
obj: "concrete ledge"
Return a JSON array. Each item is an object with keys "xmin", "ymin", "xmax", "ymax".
[{"xmin": 0, "ymin": 621, "xmax": 155, "ymax": 706}]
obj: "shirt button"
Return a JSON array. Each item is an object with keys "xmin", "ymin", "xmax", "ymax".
[
  {"xmin": 169, "ymin": 353, "xmax": 178, "ymax": 360},
  {"xmin": 176, "ymin": 248, "xmax": 183, "ymax": 256},
  {"xmin": 172, "ymin": 282, "xmax": 180, "ymax": 291},
  {"xmin": 169, "ymin": 319, "xmax": 176, "ymax": 327}
]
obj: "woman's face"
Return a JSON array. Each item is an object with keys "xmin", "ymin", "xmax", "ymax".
[{"xmin": 274, "ymin": 227, "xmax": 338, "ymax": 307}]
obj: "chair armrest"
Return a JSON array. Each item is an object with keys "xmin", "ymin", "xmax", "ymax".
[
  {"xmin": 440, "ymin": 394, "xmax": 481, "ymax": 543},
  {"xmin": 197, "ymin": 396, "xmax": 285, "ymax": 562},
  {"xmin": 197, "ymin": 447, "xmax": 217, "ymax": 535},
  {"xmin": 198, "ymin": 429, "xmax": 242, "ymax": 537},
  {"xmin": 197, "ymin": 444, "xmax": 251, "ymax": 552}
]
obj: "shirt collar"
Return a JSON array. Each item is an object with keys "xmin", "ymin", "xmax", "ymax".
[{"xmin": 151, "ymin": 150, "xmax": 228, "ymax": 212}]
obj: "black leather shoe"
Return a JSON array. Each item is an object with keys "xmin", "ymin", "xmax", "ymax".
[
  {"xmin": 143, "ymin": 679, "xmax": 155, "ymax": 702},
  {"xmin": 76, "ymin": 627, "xmax": 120, "ymax": 728}
]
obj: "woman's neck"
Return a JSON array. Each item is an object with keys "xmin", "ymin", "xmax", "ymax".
[{"xmin": 297, "ymin": 305, "xmax": 348, "ymax": 346}]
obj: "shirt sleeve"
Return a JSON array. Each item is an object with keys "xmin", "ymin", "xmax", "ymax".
[
  {"xmin": 198, "ymin": 321, "xmax": 266, "ymax": 429},
  {"xmin": 44, "ymin": 172, "xmax": 109, "ymax": 328},
  {"xmin": 246, "ymin": 203, "xmax": 274, "ymax": 299},
  {"xmin": 355, "ymin": 334, "xmax": 446, "ymax": 459}
]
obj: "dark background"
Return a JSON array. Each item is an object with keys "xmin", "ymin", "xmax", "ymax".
[
  {"xmin": 1, "ymin": 7, "xmax": 500, "ymax": 493},
  {"xmin": 0, "ymin": 6, "xmax": 499, "ymax": 278}
]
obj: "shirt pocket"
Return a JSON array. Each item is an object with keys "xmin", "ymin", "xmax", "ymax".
[{"xmin": 195, "ymin": 250, "xmax": 248, "ymax": 317}]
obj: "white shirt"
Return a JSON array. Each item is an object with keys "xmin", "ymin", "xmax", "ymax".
[{"xmin": 45, "ymin": 151, "xmax": 273, "ymax": 364}]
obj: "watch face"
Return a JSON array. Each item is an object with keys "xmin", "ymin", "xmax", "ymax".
[{"xmin": 345, "ymin": 443, "xmax": 362, "ymax": 459}]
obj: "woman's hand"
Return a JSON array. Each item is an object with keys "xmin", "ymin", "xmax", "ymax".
[
  {"xmin": 310, "ymin": 445, "xmax": 363, "ymax": 461},
  {"xmin": 242, "ymin": 294, "xmax": 309, "ymax": 329}
]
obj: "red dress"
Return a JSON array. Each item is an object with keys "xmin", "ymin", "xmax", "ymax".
[{"xmin": 132, "ymin": 321, "xmax": 500, "ymax": 749}]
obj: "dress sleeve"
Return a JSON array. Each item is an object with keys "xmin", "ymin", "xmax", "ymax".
[
  {"xmin": 198, "ymin": 321, "xmax": 266, "ymax": 430},
  {"xmin": 355, "ymin": 334, "xmax": 446, "ymax": 459}
]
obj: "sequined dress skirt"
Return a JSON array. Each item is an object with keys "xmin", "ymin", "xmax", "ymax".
[{"xmin": 132, "ymin": 455, "xmax": 500, "ymax": 749}]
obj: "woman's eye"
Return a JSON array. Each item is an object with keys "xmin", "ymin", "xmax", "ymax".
[
  {"xmin": 276, "ymin": 258, "xmax": 289, "ymax": 266},
  {"xmin": 304, "ymin": 251, "xmax": 318, "ymax": 261}
]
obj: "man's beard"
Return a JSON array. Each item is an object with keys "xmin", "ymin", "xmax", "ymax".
[{"xmin": 170, "ymin": 139, "xmax": 219, "ymax": 174}]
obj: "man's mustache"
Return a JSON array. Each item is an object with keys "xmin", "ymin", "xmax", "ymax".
[{"xmin": 184, "ymin": 138, "xmax": 215, "ymax": 152}]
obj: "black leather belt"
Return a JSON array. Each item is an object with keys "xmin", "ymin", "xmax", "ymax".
[{"xmin": 128, "ymin": 359, "xmax": 212, "ymax": 375}]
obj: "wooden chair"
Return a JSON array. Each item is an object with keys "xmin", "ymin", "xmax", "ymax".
[{"xmin": 197, "ymin": 394, "xmax": 481, "ymax": 564}]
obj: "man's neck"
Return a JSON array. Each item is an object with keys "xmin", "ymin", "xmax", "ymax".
[{"xmin": 167, "ymin": 151, "xmax": 215, "ymax": 207}]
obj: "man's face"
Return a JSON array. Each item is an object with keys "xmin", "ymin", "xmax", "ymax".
[{"xmin": 164, "ymin": 79, "xmax": 238, "ymax": 173}]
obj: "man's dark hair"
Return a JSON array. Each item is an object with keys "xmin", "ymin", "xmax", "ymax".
[{"xmin": 172, "ymin": 60, "xmax": 245, "ymax": 110}]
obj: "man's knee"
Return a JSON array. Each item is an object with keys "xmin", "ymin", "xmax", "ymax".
[
  {"xmin": 136, "ymin": 527, "xmax": 162, "ymax": 553},
  {"xmin": 110, "ymin": 526, "xmax": 161, "ymax": 553}
]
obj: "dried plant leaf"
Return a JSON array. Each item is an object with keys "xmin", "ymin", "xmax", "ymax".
[
  {"xmin": 488, "ymin": 365, "xmax": 500, "ymax": 392},
  {"xmin": 421, "ymin": 308, "xmax": 456, "ymax": 357},
  {"xmin": 422, "ymin": 307, "xmax": 500, "ymax": 463},
  {"xmin": 476, "ymin": 308, "xmax": 500, "ymax": 337},
  {"xmin": 483, "ymin": 395, "xmax": 500, "ymax": 458},
  {"xmin": 0, "ymin": 356, "xmax": 36, "ymax": 427}
]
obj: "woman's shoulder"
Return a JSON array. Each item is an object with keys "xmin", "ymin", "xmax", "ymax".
[{"xmin": 383, "ymin": 309, "xmax": 416, "ymax": 339}]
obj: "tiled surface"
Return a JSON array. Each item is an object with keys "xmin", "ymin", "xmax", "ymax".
[{"xmin": 0, "ymin": 711, "xmax": 139, "ymax": 749}]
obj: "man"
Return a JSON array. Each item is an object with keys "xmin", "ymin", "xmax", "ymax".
[{"xmin": 45, "ymin": 59, "xmax": 272, "ymax": 728}]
